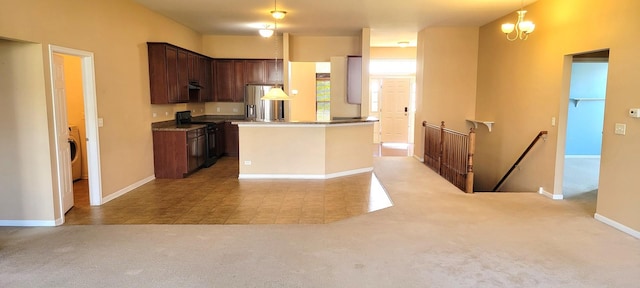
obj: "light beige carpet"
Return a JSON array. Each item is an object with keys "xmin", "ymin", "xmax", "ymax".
[{"xmin": 1, "ymin": 157, "xmax": 638, "ymax": 287}]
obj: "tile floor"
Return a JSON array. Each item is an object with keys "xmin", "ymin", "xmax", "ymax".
[
  {"xmin": 64, "ymin": 143, "xmax": 409, "ymax": 225},
  {"xmin": 65, "ymin": 157, "xmax": 395, "ymax": 225}
]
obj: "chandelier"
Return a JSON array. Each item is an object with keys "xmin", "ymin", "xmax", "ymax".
[{"xmin": 501, "ymin": 1, "xmax": 535, "ymax": 41}]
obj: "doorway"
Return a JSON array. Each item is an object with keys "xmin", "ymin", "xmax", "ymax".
[
  {"xmin": 48, "ymin": 45, "xmax": 103, "ymax": 221},
  {"xmin": 558, "ymin": 50, "xmax": 608, "ymax": 211}
]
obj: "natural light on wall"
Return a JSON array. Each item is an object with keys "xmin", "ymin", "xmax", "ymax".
[{"xmin": 370, "ymin": 59, "xmax": 416, "ymax": 75}]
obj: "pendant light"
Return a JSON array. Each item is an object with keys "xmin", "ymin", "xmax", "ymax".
[{"xmin": 262, "ymin": 0, "xmax": 290, "ymax": 100}]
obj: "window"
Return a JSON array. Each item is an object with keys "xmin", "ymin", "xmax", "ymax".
[{"xmin": 316, "ymin": 73, "xmax": 330, "ymax": 121}]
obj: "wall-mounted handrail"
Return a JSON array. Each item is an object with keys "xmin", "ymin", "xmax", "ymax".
[{"xmin": 492, "ymin": 131, "xmax": 548, "ymax": 192}]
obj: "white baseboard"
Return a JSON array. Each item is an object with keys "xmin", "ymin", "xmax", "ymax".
[
  {"xmin": 538, "ymin": 187, "xmax": 563, "ymax": 200},
  {"xmin": 413, "ymin": 155, "xmax": 424, "ymax": 162},
  {"xmin": 0, "ymin": 220, "xmax": 58, "ymax": 227},
  {"xmin": 239, "ymin": 167, "xmax": 373, "ymax": 180},
  {"xmin": 594, "ymin": 213, "xmax": 640, "ymax": 239},
  {"xmin": 565, "ymin": 155, "xmax": 601, "ymax": 159},
  {"xmin": 101, "ymin": 175, "xmax": 155, "ymax": 204}
]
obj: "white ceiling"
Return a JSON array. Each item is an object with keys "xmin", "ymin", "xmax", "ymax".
[{"xmin": 134, "ymin": 0, "xmax": 537, "ymax": 47}]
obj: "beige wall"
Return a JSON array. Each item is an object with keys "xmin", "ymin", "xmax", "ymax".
[
  {"xmin": 289, "ymin": 62, "xmax": 317, "ymax": 121},
  {"xmin": 289, "ymin": 35, "xmax": 361, "ymax": 62},
  {"xmin": 0, "ymin": 0, "xmax": 202, "ymax": 222},
  {"xmin": 475, "ymin": 0, "xmax": 640, "ymax": 231},
  {"xmin": 61, "ymin": 54, "xmax": 88, "ymax": 178},
  {"xmin": 371, "ymin": 47, "xmax": 417, "ymax": 59},
  {"xmin": 202, "ymin": 35, "xmax": 277, "ymax": 59},
  {"xmin": 413, "ymin": 27, "xmax": 479, "ymax": 159},
  {"xmin": 0, "ymin": 40, "xmax": 54, "ymax": 221}
]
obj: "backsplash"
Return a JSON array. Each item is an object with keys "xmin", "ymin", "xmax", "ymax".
[
  {"xmin": 205, "ymin": 102, "xmax": 244, "ymax": 116},
  {"xmin": 150, "ymin": 103, "xmax": 206, "ymax": 122}
]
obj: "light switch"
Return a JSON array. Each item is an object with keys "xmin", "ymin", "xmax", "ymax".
[
  {"xmin": 551, "ymin": 117, "xmax": 556, "ymax": 127},
  {"xmin": 98, "ymin": 118, "xmax": 104, "ymax": 127},
  {"xmin": 614, "ymin": 123, "xmax": 626, "ymax": 135}
]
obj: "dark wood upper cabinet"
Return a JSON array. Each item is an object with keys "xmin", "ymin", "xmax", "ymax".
[
  {"xmin": 213, "ymin": 59, "xmax": 236, "ymax": 102},
  {"xmin": 187, "ymin": 52, "xmax": 200, "ymax": 84},
  {"xmin": 265, "ymin": 59, "xmax": 283, "ymax": 84},
  {"xmin": 234, "ymin": 60, "xmax": 245, "ymax": 102},
  {"xmin": 200, "ymin": 57, "xmax": 214, "ymax": 102},
  {"xmin": 149, "ymin": 42, "xmax": 284, "ymax": 104},
  {"xmin": 244, "ymin": 60, "xmax": 266, "ymax": 84},
  {"xmin": 148, "ymin": 43, "xmax": 190, "ymax": 104}
]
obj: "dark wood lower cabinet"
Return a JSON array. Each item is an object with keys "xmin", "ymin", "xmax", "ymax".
[
  {"xmin": 153, "ymin": 128, "xmax": 205, "ymax": 179},
  {"xmin": 224, "ymin": 122, "xmax": 239, "ymax": 157}
]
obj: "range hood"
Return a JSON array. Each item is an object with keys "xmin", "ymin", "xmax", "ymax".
[{"xmin": 188, "ymin": 81, "xmax": 202, "ymax": 90}]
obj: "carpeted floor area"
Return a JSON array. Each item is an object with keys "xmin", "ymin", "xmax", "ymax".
[{"xmin": 1, "ymin": 157, "xmax": 638, "ymax": 287}]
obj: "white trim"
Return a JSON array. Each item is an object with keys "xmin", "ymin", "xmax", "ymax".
[
  {"xmin": 594, "ymin": 213, "xmax": 640, "ymax": 239},
  {"xmin": 565, "ymin": 155, "xmax": 601, "ymax": 159},
  {"xmin": 0, "ymin": 220, "xmax": 58, "ymax": 227},
  {"xmin": 538, "ymin": 187, "xmax": 563, "ymax": 200},
  {"xmin": 49, "ymin": 45, "xmax": 103, "ymax": 210},
  {"xmin": 101, "ymin": 175, "xmax": 155, "ymax": 204},
  {"xmin": 239, "ymin": 167, "xmax": 373, "ymax": 180},
  {"xmin": 235, "ymin": 122, "xmax": 375, "ymax": 128},
  {"xmin": 413, "ymin": 155, "xmax": 424, "ymax": 162}
]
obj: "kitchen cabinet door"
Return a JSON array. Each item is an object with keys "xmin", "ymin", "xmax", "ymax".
[
  {"xmin": 177, "ymin": 49, "xmax": 190, "ymax": 102},
  {"xmin": 233, "ymin": 60, "xmax": 245, "ymax": 102},
  {"xmin": 200, "ymin": 57, "xmax": 214, "ymax": 102},
  {"xmin": 265, "ymin": 59, "xmax": 283, "ymax": 84},
  {"xmin": 187, "ymin": 52, "xmax": 201, "ymax": 84},
  {"xmin": 244, "ymin": 59, "xmax": 266, "ymax": 84},
  {"xmin": 347, "ymin": 56, "xmax": 362, "ymax": 104},
  {"xmin": 148, "ymin": 43, "xmax": 185, "ymax": 104},
  {"xmin": 224, "ymin": 122, "xmax": 239, "ymax": 157},
  {"xmin": 213, "ymin": 60, "xmax": 235, "ymax": 102},
  {"xmin": 152, "ymin": 130, "xmax": 188, "ymax": 178}
]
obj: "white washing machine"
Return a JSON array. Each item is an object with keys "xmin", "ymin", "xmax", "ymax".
[{"xmin": 68, "ymin": 126, "xmax": 82, "ymax": 181}]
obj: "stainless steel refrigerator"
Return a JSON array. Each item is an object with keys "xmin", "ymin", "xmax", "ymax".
[{"xmin": 245, "ymin": 84, "xmax": 285, "ymax": 121}]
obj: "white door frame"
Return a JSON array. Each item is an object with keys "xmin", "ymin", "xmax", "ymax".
[{"xmin": 48, "ymin": 45, "xmax": 103, "ymax": 218}]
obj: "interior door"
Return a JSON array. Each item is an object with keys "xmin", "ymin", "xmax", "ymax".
[
  {"xmin": 380, "ymin": 78, "xmax": 411, "ymax": 143},
  {"xmin": 53, "ymin": 54, "xmax": 74, "ymax": 213}
]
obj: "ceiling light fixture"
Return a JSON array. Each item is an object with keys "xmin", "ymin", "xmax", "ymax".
[
  {"xmin": 259, "ymin": 25, "xmax": 274, "ymax": 38},
  {"xmin": 270, "ymin": 0, "xmax": 287, "ymax": 20},
  {"xmin": 271, "ymin": 10, "xmax": 286, "ymax": 20},
  {"xmin": 501, "ymin": 0, "xmax": 535, "ymax": 41},
  {"xmin": 262, "ymin": 0, "xmax": 290, "ymax": 101},
  {"xmin": 398, "ymin": 41, "xmax": 409, "ymax": 48}
]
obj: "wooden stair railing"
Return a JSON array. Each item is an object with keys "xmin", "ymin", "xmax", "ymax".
[
  {"xmin": 492, "ymin": 131, "xmax": 548, "ymax": 192},
  {"xmin": 422, "ymin": 121, "xmax": 475, "ymax": 193}
]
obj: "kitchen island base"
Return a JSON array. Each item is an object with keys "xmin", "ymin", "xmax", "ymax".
[{"xmin": 236, "ymin": 121, "xmax": 375, "ymax": 179}]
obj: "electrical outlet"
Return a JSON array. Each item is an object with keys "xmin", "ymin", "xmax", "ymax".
[
  {"xmin": 233, "ymin": 108, "xmax": 238, "ymax": 112},
  {"xmin": 551, "ymin": 117, "xmax": 556, "ymax": 127},
  {"xmin": 216, "ymin": 107, "xmax": 221, "ymax": 112},
  {"xmin": 629, "ymin": 108, "xmax": 640, "ymax": 118},
  {"xmin": 152, "ymin": 112, "xmax": 157, "ymax": 118},
  {"xmin": 244, "ymin": 160, "xmax": 252, "ymax": 165},
  {"xmin": 614, "ymin": 123, "xmax": 626, "ymax": 135}
]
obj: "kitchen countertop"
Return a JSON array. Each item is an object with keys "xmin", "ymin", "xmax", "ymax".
[
  {"xmin": 232, "ymin": 117, "xmax": 378, "ymax": 126},
  {"xmin": 152, "ymin": 115, "xmax": 245, "ymax": 131},
  {"xmin": 152, "ymin": 116, "xmax": 378, "ymax": 131},
  {"xmin": 151, "ymin": 121, "xmax": 207, "ymax": 131}
]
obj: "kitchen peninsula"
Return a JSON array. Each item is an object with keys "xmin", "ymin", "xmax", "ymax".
[{"xmin": 234, "ymin": 119, "xmax": 377, "ymax": 179}]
